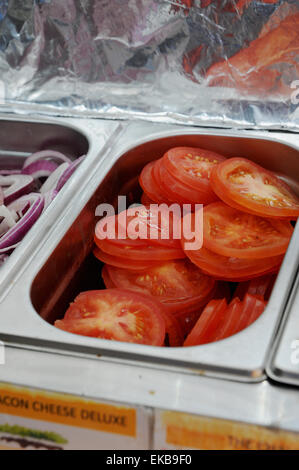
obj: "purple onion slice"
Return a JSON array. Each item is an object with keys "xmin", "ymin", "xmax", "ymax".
[
  {"xmin": 40, "ymin": 162, "xmax": 69, "ymax": 194},
  {"xmin": 0, "ymin": 175, "xmax": 34, "ymax": 205},
  {"xmin": 0, "ymin": 193, "xmax": 44, "ymax": 249},
  {"xmin": 23, "ymin": 150, "xmax": 71, "ymax": 169},
  {"xmin": 22, "ymin": 160, "xmax": 59, "ymax": 180},
  {"xmin": 55, "ymin": 155, "xmax": 86, "ymax": 192}
]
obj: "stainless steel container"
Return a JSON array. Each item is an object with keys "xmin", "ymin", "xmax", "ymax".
[
  {"xmin": 267, "ymin": 273, "xmax": 299, "ymax": 386},
  {"xmin": 0, "ymin": 115, "xmax": 121, "ymax": 299},
  {"xmin": 0, "ymin": 120, "xmax": 298, "ymax": 383}
]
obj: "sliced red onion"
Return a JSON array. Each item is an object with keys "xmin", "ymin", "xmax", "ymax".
[
  {"xmin": 22, "ymin": 160, "xmax": 58, "ymax": 180},
  {"xmin": 55, "ymin": 155, "xmax": 86, "ymax": 192},
  {"xmin": 0, "ymin": 175, "xmax": 34, "ymax": 205},
  {"xmin": 43, "ymin": 189, "xmax": 58, "ymax": 211},
  {"xmin": 0, "ymin": 243, "xmax": 20, "ymax": 254},
  {"xmin": 40, "ymin": 162, "xmax": 70, "ymax": 194},
  {"xmin": 0, "ymin": 169, "xmax": 21, "ymax": 175},
  {"xmin": 0, "ymin": 186, "xmax": 4, "ymax": 206},
  {"xmin": 0, "ymin": 193, "xmax": 44, "ymax": 249},
  {"xmin": 23, "ymin": 150, "xmax": 72, "ymax": 169},
  {"xmin": 0, "ymin": 205, "xmax": 18, "ymax": 236}
]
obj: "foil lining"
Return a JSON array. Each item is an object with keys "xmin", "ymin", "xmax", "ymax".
[{"xmin": 0, "ymin": 0, "xmax": 298, "ymax": 131}]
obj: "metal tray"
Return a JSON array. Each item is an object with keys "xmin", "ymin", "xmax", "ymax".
[
  {"xmin": 0, "ymin": 114, "xmax": 121, "ymax": 299},
  {"xmin": 0, "ymin": 122, "xmax": 298, "ymax": 383},
  {"xmin": 267, "ymin": 272, "xmax": 299, "ymax": 386}
]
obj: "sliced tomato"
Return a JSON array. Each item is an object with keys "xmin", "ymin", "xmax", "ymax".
[
  {"xmin": 183, "ymin": 244, "xmax": 283, "ymax": 281},
  {"xmin": 183, "ymin": 298, "xmax": 228, "ymax": 346},
  {"xmin": 174, "ymin": 309, "xmax": 203, "ymax": 338},
  {"xmin": 163, "ymin": 147, "xmax": 226, "ymax": 202},
  {"xmin": 234, "ymin": 274, "xmax": 276, "ymax": 301},
  {"xmin": 211, "ymin": 298, "xmax": 243, "ymax": 342},
  {"xmin": 210, "ymin": 158, "xmax": 299, "ymax": 219},
  {"xmin": 95, "ymin": 213, "xmax": 149, "ymax": 248},
  {"xmin": 101, "ymin": 265, "xmax": 116, "ymax": 289},
  {"xmin": 55, "ymin": 289, "xmax": 166, "ymax": 346},
  {"xmin": 161, "ymin": 310, "xmax": 184, "ymax": 347},
  {"xmin": 233, "ymin": 294, "xmax": 267, "ymax": 334},
  {"xmin": 139, "ymin": 161, "xmax": 171, "ymax": 204},
  {"xmin": 155, "ymin": 158, "xmax": 211, "ymax": 205},
  {"xmin": 95, "ymin": 236, "xmax": 185, "ymax": 261},
  {"xmin": 106, "ymin": 259, "xmax": 216, "ymax": 314},
  {"xmin": 125, "ymin": 204, "xmax": 182, "ymax": 249},
  {"xmin": 93, "ymin": 246, "xmax": 161, "ymax": 271},
  {"xmin": 203, "ymin": 202, "xmax": 293, "ymax": 259}
]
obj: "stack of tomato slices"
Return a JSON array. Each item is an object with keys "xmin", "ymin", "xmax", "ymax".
[{"xmin": 55, "ymin": 147, "xmax": 299, "ymax": 348}]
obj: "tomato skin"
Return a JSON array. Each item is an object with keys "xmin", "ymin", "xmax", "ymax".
[
  {"xmin": 105, "ymin": 259, "xmax": 216, "ymax": 315},
  {"xmin": 55, "ymin": 289, "xmax": 166, "ymax": 346},
  {"xmin": 233, "ymin": 294, "xmax": 267, "ymax": 334},
  {"xmin": 183, "ymin": 298, "xmax": 228, "ymax": 346},
  {"xmin": 211, "ymin": 298, "xmax": 243, "ymax": 342},
  {"xmin": 210, "ymin": 158, "xmax": 299, "ymax": 219},
  {"xmin": 156, "ymin": 158, "xmax": 212, "ymax": 205},
  {"xmin": 93, "ymin": 246, "xmax": 161, "ymax": 271},
  {"xmin": 163, "ymin": 147, "xmax": 225, "ymax": 200},
  {"xmin": 234, "ymin": 274, "xmax": 276, "ymax": 301},
  {"xmin": 95, "ymin": 236, "xmax": 185, "ymax": 261},
  {"xmin": 182, "ymin": 244, "xmax": 283, "ymax": 281},
  {"xmin": 203, "ymin": 202, "xmax": 293, "ymax": 259},
  {"xmin": 139, "ymin": 161, "xmax": 170, "ymax": 204},
  {"xmin": 101, "ymin": 265, "xmax": 116, "ymax": 289}
]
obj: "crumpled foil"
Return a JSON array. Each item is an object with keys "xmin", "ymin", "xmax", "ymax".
[{"xmin": 0, "ymin": 0, "xmax": 298, "ymax": 131}]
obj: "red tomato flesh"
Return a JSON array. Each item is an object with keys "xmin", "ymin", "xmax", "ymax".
[
  {"xmin": 203, "ymin": 202, "xmax": 293, "ymax": 259},
  {"xmin": 183, "ymin": 298, "xmax": 228, "ymax": 346},
  {"xmin": 105, "ymin": 259, "xmax": 216, "ymax": 314},
  {"xmin": 55, "ymin": 289, "xmax": 166, "ymax": 346},
  {"xmin": 211, "ymin": 158, "xmax": 299, "ymax": 219}
]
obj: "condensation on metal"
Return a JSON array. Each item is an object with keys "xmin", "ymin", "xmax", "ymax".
[{"xmin": 0, "ymin": 0, "xmax": 298, "ymax": 130}]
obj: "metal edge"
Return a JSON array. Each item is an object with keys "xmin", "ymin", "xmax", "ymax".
[
  {"xmin": 0, "ymin": 113, "xmax": 123, "ymax": 300},
  {"xmin": 0, "ymin": 124, "xmax": 298, "ymax": 383}
]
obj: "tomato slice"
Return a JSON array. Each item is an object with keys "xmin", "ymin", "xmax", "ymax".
[
  {"xmin": 95, "ymin": 213, "xmax": 149, "ymax": 248},
  {"xmin": 155, "ymin": 158, "xmax": 211, "ymax": 205},
  {"xmin": 211, "ymin": 298, "xmax": 243, "ymax": 341},
  {"xmin": 183, "ymin": 298, "xmax": 228, "ymax": 346},
  {"xmin": 161, "ymin": 310, "xmax": 184, "ymax": 347},
  {"xmin": 163, "ymin": 147, "xmax": 226, "ymax": 200},
  {"xmin": 174, "ymin": 309, "xmax": 203, "ymax": 338},
  {"xmin": 210, "ymin": 158, "xmax": 299, "ymax": 219},
  {"xmin": 203, "ymin": 202, "xmax": 293, "ymax": 259},
  {"xmin": 106, "ymin": 259, "xmax": 216, "ymax": 314},
  {"xmin": 233, "ymin": 294, "xmax": 266, "ymax": 334},
  {"xmin": 55, "ymin": 289, "xmax": 166, "ymax": 346},
  {"xmin": 93, "ymin": 246, "xmax": 161, "ymax": 271},
  {"xmin": 101, "ymin": 265, "xmax": 116, "ymax": 289},
  {"xmin": 234, "ymin": 274, "xmax": 276, "ymax": 301},
  {"xmin": 95, "ymin": 236, "xmax": 185, "ymax": 261},
  {"xmin": 183, "ymin": 244, "xmax": 283, "ymax": 281},
  {"xmin": 139, "ymin": 161, "xmax": 171, "ymax": 204}
]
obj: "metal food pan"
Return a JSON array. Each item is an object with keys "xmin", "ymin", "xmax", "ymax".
[
  {"xmin": 0, "ymin": 114, "xmax": 121, "ymax": 299},
  {"xmin": 267, "ymin": 272, "xmax": 299, "ymax": 386},
  {"xmin": 0, "ymin": 122, "xmax": 298, "ymax": 383}
]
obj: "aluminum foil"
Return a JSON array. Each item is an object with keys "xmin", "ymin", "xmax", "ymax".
[{"xmin": 0, "ymin": 0, "xmax": 298, "ymax": 131}]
